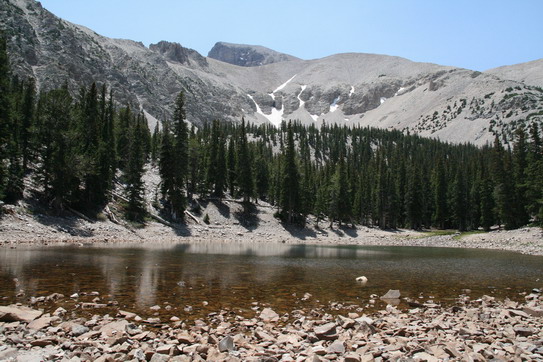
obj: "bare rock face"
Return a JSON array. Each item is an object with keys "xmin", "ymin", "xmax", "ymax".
[
  {"xmin": 208, "ymin": 42, "xmax": 299, "ymax": 67},
  {"xmin": 149, "ymin": 41, "xmax": 208, "ymax": 68}
]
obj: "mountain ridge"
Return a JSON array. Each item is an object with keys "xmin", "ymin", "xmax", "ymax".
[{"xmin": 1, "ymin": 0, "xmax": 542, "ymax": 145}]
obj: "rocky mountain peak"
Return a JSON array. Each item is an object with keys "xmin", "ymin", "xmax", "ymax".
[
  {"xmin": 149, "ymin": 41, "xmax": 208, "ymax": 68},
  {"xmin": 208, "ymin": 41, "xmax": 299, "ymax": 67}
]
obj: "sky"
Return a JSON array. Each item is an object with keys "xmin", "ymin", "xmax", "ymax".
[{"xmin": 38, "ymin": 0, "xmax": 543, "ymax": 71}]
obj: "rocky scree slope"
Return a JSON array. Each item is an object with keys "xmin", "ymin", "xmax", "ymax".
[{"xmin": 1, "ymin": 0, "xmax": 542, "ymax": 144}]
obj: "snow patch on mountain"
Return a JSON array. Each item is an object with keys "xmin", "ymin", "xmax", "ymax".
[
  {"xmin": 380, "ymin": 97, "xmax": 387, "ymax": 104},
  {"xmin": 248, "ymin": 94, "xmax": 284, "ymax": 127},
  {"xmin": 349, "ymin": 86, "xmax": 355, "ymax": 97},
  {"xmin": 297, "ymin": 85, "xmax": 307, "ymax": 108}
]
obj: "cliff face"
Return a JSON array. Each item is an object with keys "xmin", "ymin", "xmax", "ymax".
[
  {"xmin": 207, "ymin": 42, "xmax": 299, "ymax": 67},
  {"xmin": 2, "ymin": 0, "xmax": 542, "ymax": 145}
]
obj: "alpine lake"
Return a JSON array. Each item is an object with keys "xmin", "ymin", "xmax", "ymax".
[{"xmin": 1, "ymin": 242, "xmax": 542, "ymax": 320}]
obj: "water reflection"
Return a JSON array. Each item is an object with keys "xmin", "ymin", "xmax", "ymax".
[{"xmin": 0, "ymin": 243, "xmax": 541, "ymax": 318}]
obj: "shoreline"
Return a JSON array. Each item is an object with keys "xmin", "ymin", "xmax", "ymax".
[
  {"xmin": 0, "ymin": 207, "xmax": 542, "ymax": 255},
  {"xmin": 1, "ymin": 290, "xmax": 542, "ymax": 361}
]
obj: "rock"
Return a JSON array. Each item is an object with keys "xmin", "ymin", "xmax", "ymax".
[
  {"xmin": 509, "ymin": 309, "xmax": 530, "ymax": 318},
  {"xmin": 30, "ymin": 338, "xmax": 57, "ymax": 347},
  {"xmin": 314, "ymin": 323, "xmax": 338, "ymax": 340},
  {"xmin": 125, "ymin": 323, "xmax": 142, "ymax": 336},
  {"xmin": 255, "ymin": 329, "xmax": 274, "ymax": 341},
  {"xmin": 344, "ymin": 352, "xmax": 361, "ymax": 362},
  {"xmin": 80, "ymin": 302, "xmax": 107, "ymax": 309},
  {"xmin": 150, "ymin": 353, "xmax": 170, "ymax": 362},
  {"xmin": 219, "ymin": 335, "xmax": 235, "ymax": 352},
  {"xmin": 100, "ymin": 320, "xmax": 129, "ymax": 337},
  {"xmin": 327, "ymin": 340, "xmax": 345, "ymax": 354},
  {"xmin": 176, "ymin": 332, "xmax": 194, "ymax": 344},
  {"xmin": 53, "ymin": 307, "xmax": 67, "ymax": 316},
  {"xmin": 514, "ymin": 326, "xmax": 535, "ymax": 336},
  {"xmin": 156, "ymin": 344, "xmax": 176, "ymax": 355},
  {"xmin": 523, "ymin": 306, "xmax": 543, "ymax": 317},
  {"xmin": 27, "ymin": 315, "xmax": 52, "ymax": 330},
  {"xmin": 0, "ymin": 305, "xmax": 43, "ymax": 322},
  {"xmin": 71, "ymin": 324, "xmax": 90, "ymax": 337},
  {"xmin": 380, "ymin": 290, "xmax": 401, "ymax": 300},
  {"xmin": 118, "ymin": 310, "xmax": 137, "ymax": 320},
  {"xmin": 259, "ymin": 307, "xmax": 279, "ymax": 322},
  {"xmin": 0, "ymin": 348, "xmax": 19, "ymax": 360},
  {"xmin": 413, "ymin": 352, "xmax": 439, "ymax": 362},
  {"xmin": 355, "ymin": 276, "xmax": 368, "ymax": 283},
  {"xmin": 150, "ymin": 305, "xmax": 161, "ymax": 311}
]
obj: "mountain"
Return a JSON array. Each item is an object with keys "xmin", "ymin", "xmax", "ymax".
[
  {"xmin": 485, "ymin": 59, "xmax": 543, "ymax": 88},
  {"xmin": 208, "ymin": 42, "xmax": 300, "ymax": 67},
  {"xmin": 1, "ymin": 0, "xmax": 542, "ymax": 145}
]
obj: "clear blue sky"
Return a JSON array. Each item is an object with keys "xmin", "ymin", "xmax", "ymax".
[{"xmin": 38, "ymin": 0, "xmax": 543, "ymax": 71}]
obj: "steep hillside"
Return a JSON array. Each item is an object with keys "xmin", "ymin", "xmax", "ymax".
[
  {"xmin": 1, "ymin": 0, "xmax": 542, "ymax": 145},
  {"xmin": 486, "ymin": 59, "xmax": 543, "ymax": 88}
]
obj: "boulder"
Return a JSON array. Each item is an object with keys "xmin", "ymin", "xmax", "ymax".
[
  {"xmin": 100, "ymin": 320, "xmax": 129, "ymax": 338},
  {"xmin": 219, "ymin": 335, "xmax": 235, "ymax": 352},
  {"xmin": 327, "ymin": 340, "xmax": 345, "ymax": 354},
  {"xmin": 27, "ymin": 315, "xmax": 52, "ymax": 330},
  {"xmin": 314, "ymin": 323, "xmax": 338, "ymax": 340},
  {"xmin": 0, "ymin": 305, "xmax": 42, "ymax": 322},
  {"xmin": 259, "ymin": 307, "xmax": 279, "ymax": 322}
]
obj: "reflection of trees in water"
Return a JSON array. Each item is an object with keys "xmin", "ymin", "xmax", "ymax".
[{"xmin": 1, "ymin": 245, "xmax": 542, "ymax": 313}]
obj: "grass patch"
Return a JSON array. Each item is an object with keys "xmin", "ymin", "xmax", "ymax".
[
  {"xmin": 453, "ymin": 230, "xmax": 486, "ymax": 240},
  {"xmin": 409, "ymin": 230, "xmax": 457, "ymax": 239}
]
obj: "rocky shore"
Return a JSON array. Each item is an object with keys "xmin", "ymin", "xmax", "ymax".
[
  {"xmin": 1, "ymin": 201, "xmax": 542, "ymax": 256},
  {"xmin": 1, "ymin": 290, "xmax": 542, "ymax": 361}
]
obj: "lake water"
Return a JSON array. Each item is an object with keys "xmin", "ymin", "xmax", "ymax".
[{"xmin": 0, "ymin": 242, "xmax": 541, "ymax": 319}]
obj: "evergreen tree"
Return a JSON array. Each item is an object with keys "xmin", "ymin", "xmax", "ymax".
[
  {"xmin": 226, "ymin": 137, "xmax": 237, "ymax": 197},
  {"xmin": 125, "ymin": 114, "xmax": 147, "ymax": 221},
  {"xmin": 168, "ymin": 91, "xmax": 188, "ymax": 218},
  {"xmin": 280, "ymin": 121, "xmax": 301, "ymax": 223},
  {"xmin": 480, "ymin": 177, "xmax": 495, "ymax": 231},
  {"xmin": 432, "ymin": 159, "xmax": 448, "ymax": 229},
  {"xmin": 328, "ymin": 155, "xmax": 351, "ymax": 227},
  {"xmin": 0, "ymin": 34, "xmax": 11, "ymax": 201},
  {"xmin": 236, "ymin": 118, "xmax": 254, "ymax": 203},
  {"xmin": 491, "ymin": 137, "xmax": 519, "ymax": 229},
  {"xmin": 406, "ymin": 164, "xmax": 424, "ymax": 230}
]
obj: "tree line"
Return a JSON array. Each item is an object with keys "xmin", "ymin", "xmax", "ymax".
[{"xmin": 1, "ymin": 34, "xmax": 542, "ymax": 230}]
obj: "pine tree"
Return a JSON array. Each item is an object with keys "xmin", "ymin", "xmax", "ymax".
[
  {"xmin": 236, "ymin": 118, "xmax": 254, "ymax": 203},
  {"xmin": 280, "ymin": 121, "xmax": 301, "ymax": 223},
  {"xmin": 0, "ymin": 34, "xmax": 11, "ymax": 201},
  {"xmin": 226, "ymin": 137, "xmax": 237, "ymax": 197},
  {"xmin": 491, "ymin": 137, "xmax": 518, "ymax": 229},
  {"xmin": 165, "ymin": 91, "xmax": 188, "ymax": 218},
  {"xmin": 328, "ymin": 155, "xmax": 351, "ymax": 227},
  {"xmin": 125, "ymin": 113, "xmax": 147, "ymax": 221},
  {"xmin": 432, "ymin": 159, "xmax": 448, "ymax": 229},
  {"xmin": 480, "ymin": 177, "xmax": 495, "ymax": 231},
  {"xmin": 406, "ymin": 164, "xmax": 424, "ymax": 230},
  {"xmin": 37, "ymin": 87, "xmax": 78, "ymax": 209}
]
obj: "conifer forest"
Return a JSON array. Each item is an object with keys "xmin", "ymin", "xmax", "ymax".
[{"xmin": 1, "ymin": 35, "xmax": 542, "ymax": 232}]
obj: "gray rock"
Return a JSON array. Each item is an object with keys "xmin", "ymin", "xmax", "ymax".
[
  {"xmin": 219, "ymin": 335, "xmax": 235, "ymax": 352},
  {"xmin": 259, "ymin": 308, "xmax": 279, "ymax": 322},
  {"xmin": 380, "ymin": 290, "xmax": 401, "ymax": 300},
  {"xmin": 327, "ymin": 340, "xmax": 345, "ymax": 354},
  {"xmin": 71, "ymin": 324, "xmax": 89, "ymax": 337}
]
